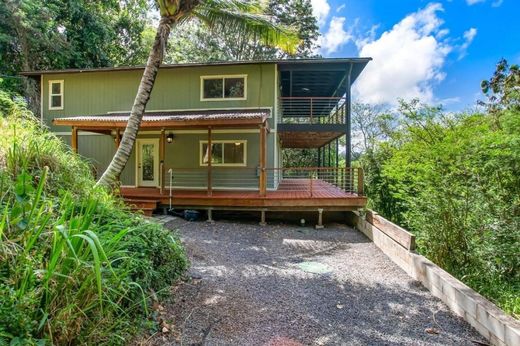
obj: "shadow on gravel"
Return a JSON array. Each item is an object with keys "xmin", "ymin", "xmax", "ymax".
[{"xmin": 144, "ymin": 218, "xmax": 485, "ymax": 346}]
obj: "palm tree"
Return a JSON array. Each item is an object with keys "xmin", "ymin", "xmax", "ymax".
[{"xmin": 96, "ymin": 0, "xmax": 298, "ymax": 188}]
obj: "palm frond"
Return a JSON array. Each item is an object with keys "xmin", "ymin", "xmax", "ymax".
[{"xmin": 190, "ymin": 0, "xmax": 300, "ymax": 55}]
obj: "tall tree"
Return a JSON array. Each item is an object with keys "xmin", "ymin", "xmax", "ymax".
[
  {"xmin": 0, "ymin": 0, "xmax": 150, "ymax": 109},
  {"xmin": 351, "ymin": 103, "xmax": 393, "ymax": 154},
  {"xmin": 96, "ymin": 0, "xmax": 298, "ymax": 188},
  {"xmin": 479, "ymin": 58, "xmax": 520, "ymax": 127},
  {"xmin": 165, "ymin": 0, "xmax": 319, "ymax": 62}
]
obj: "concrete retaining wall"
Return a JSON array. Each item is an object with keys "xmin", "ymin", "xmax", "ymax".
[{"xmin": 352, "ymin": 211, "xmax": 520, "ymax": 346}]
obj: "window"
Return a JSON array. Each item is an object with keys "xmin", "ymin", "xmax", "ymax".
[
  {"xmin": 201, "ymin": 75, "xmax": 247, "ymax": 100},
  {"xmin": 200, "ymin": 140, "xmax": 247, "ymax": 166},
  {"xmin": 49, "ymin": 80, "xmax": 64, "ymax": 110}
]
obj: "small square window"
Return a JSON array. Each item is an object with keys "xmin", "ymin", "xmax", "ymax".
[
  {"xmin": 51, "ymin": 82, "xmax": 61, "ymax": 94},
  {"xmin": 202, "ymin": 143, "xmax": 224, "ymax": 164},
  {"xmin": 203, "ymin": 79, "xmax": 223, "ymax": 99},
  {"xmin": 224, "ymin": 78, "xmax": 245, "ymax": 98},
  {"xmin": 223, "ymin": 142, "xmax": 245, "ymax": 164},
  {"xmin": 51, "ymin": 95, "xmax": 62, "ymax": 108},
  {"xmin": 49, "ymin": 80, "xmax": 64, "ymax": 110}
]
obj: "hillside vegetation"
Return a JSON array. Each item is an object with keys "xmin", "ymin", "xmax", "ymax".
[
  {"xmin": 360, "ymin": 61, "xmax": 520, "ymax": 318},
  {"xmin": 0, "ymin": 90, "xmax": 188, "ymax": 345}
]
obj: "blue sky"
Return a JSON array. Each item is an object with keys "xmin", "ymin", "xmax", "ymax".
[{"xmin": 312, "ymin": 0, "xmax": 520, "ymax": 110}]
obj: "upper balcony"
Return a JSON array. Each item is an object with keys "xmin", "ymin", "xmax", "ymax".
[{"xmin": 275, "ymin": 59, "xmax": 370, "ymax": 149}]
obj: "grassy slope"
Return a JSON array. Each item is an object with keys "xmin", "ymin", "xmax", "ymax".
[{"xmin": 0, "ymin": 92, "xmax": 188, "ymax": 345}]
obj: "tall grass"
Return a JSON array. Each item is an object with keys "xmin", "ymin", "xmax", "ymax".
[{"xmin": 0, "ymin": 91, "xmax": 188, "ymax": 344}]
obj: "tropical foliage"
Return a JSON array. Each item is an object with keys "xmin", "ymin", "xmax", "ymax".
[
  {"xmin": 0, "ymin": 0, "xmax": 150, "ymax": 110},
  {"xmin": 166, "ymin": 0, "xmax": 320, "ymax": 62},
  {"xmin": 97, "ymin": 0, "xmax": 300, "ymax": 188},
  {"xmin": 0, "ymin": 90, "xmax": 188, "ymax": 345},
  {"xmin": 357, "ymin": 60, "xmax": 520, "ymax": 317}
]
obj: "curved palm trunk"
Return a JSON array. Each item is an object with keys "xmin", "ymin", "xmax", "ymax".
[{"xmin": 96, "ymin": 17, "xmax": 173, "ymax": 188}]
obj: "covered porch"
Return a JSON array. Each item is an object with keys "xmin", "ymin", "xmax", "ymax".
[{"xmin": 53, "ymin": 108, "xmax": 366, "ymax": 216}]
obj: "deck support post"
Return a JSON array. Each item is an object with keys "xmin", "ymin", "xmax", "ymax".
[
  {"xmin": 345, "ymin": 63, "xmax": 353, "ymax": 168},
  {"xmin": 71, "ymin": 127, "xmax": 78, "ymax": 153},
  {"xmin": 259, "ymin": 209, "xmax": 267, "ymax": 226},
  {"xmin": 207, "ymin": 208, "xmax": 214, "ymax": 223},
  {"xmin": 207, "ymin": 127, "xmax": 212, "ymax": 196},
  {"xmin": 160, "ymin": 129, "xmax": 165, "ymax": 195},
  {"xmin": 315, "ymin": 208, "xmax": 324, "ymax": 229},
  {"xmin": 335, "ymin": 138, "xmax": 339, "ymax": 185},
  {"xmin": 259, "ymin": 122, "xmax": 267, "ymax": 197}
]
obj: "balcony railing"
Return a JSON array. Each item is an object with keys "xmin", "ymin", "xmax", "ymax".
[{"xmin": 279, "ymin": 97, "xmax": 346, "ymax": 124}]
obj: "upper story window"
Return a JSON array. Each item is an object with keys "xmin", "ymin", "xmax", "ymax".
[
  {"xmin": 49, "ymin": 80, "xmax": 64, "ymax": 110},
  {"xmin": 201, "ymin": 75, "xmax": 247, "ymax": 101}
]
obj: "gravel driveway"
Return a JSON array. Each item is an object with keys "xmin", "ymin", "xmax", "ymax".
[{"xmin": 150, "ymin": 216, "xmax": 485, "ymax": 346}]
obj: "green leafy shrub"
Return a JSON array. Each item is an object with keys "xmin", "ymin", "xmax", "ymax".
[
  {"xmin": 361, "ymin": 100, "xmax": 520, "ymax": 318},
  {"xmin": 0, "ymin": 94, "xmax": 188, "ymax": 344}
]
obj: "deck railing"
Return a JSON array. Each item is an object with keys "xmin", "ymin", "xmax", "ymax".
[
  {"xmin": 163, "ymin": 166, "xmax": 364, "ymax": 197},
  {"xmin": 279, "ymin": 97, "xmax": 346, "ymax": 124},
  {"xmin": 268, "ymin": 167, "xmax": 363, "ymax": 196}
]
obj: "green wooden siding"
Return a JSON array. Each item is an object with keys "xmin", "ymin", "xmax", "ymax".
[
  {"xmin": 42, "ymin": 63, "xmax": 277, "ymax": 132},
  {"xmin": 69, "ymin": 131, "xmax": 276, "ymax": 189},
  {"xmin": 47, "ymin": 63, "xmax": 279, "ymax": 190}
]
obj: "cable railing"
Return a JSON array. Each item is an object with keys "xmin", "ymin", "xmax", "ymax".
[
  {"xmin": 267, "ymin": 167, "xmax": 363, "ymax": 197},
  {"xmin": 279, "ymin": 97, "xmax": 347, "ymax": 124},
  {"xmin": 163, "ymin": 166, "xmax": 363, "ymax": 198},
  {"xmin": 168, "ymin": 167, "xmax": 259, "ymax": 190}
]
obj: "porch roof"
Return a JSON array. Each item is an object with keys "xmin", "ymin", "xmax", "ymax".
[{"xmin": 53, "ymin": 108, "xmax": 270, "ymax": 129}]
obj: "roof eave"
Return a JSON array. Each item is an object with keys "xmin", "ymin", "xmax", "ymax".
[{"xmin": 20, "ymin": 57, "xmax": 372, "ymax": 76}]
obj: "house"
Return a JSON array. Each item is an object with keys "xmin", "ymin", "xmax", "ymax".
[{"xmin": 22, "ymin": 58, "xmax": 371, "ymax": 224}]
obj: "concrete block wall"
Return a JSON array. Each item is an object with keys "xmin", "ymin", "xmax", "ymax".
[{"xmin": 353, "ymin": 212, "xmax": 520, "ymax": 346}]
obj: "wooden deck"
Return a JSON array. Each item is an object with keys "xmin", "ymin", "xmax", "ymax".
[{"xmin": 120, "ymin": 179, "xmax": 366, "ymax": 211}]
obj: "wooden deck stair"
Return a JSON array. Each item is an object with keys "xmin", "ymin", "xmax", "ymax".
[{"xmin": 123, "ymin": 198, "xmax": 160, "ymax": 216}]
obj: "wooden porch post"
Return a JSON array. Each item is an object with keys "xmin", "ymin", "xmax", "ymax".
[
  {"xmin": 71, "ymin": 127, "xmax": 78, "ymax": 153},
  {"xmin": 160, "ymin": 129, "xmax": 165, "ymax": 194},
  {"xmin": 114, "ymin": 128, "xmax": 121, "ymax": 186},
  {"xmin": 259, "ymin": 122, "xmax": 267, "ymax": 197},
  {"xmin": 207, "ymin": 127, "xmax": 212, "ymax": 196},
  {"xmin": 114, "ymin": 128, "xmax": 121, "ymax": 148}
]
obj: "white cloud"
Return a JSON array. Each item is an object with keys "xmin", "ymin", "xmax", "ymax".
[
  {"xmin": 319, "ymin": 16, "xmax": 353, "ymax": 54},
  {"xmin": 466, "ymin": 0, "xmax": 485, "ymax": 5},
  {"xmin": 311, "ymin": 0, "xmax": 331, "ymax": 26},
  {"xmin": 458, "ymin": 27, "xmax": 477, "ymax": 59},
  {"xmin": 336, "ymin": 4, "xmax": 346, "ymax": 13},
  {"xmin": 353, "ymin": 3, "xmax": 452, "ymax": 105},
  {"xmin": 466, "ymin": 0, "xmax": 503, "ymax": 6}
]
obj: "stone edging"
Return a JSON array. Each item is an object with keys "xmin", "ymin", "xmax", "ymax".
[{"xmin": 351, "ymin": 211, "xmax": 520, "ymax": 346}]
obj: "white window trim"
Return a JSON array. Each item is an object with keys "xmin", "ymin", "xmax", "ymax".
[
  {"xmin": 200, "ymin": 74, "xmax": 247, "ymax": 101},
  {"xmin": 199, "ymin": 140, "xmax": 247, "ymax": 167},
  {"xmin": 48, "ymin": 80, "xmax": 64, "ymax": 110}
]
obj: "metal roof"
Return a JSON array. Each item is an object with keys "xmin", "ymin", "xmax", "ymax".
[
  {"xmin": 20, "ymin": 58, "xmax": 372, "ymax": 76},
  {"xmin": 53, "ymin": 109, "xmax": 271, "ymax": 128}
]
